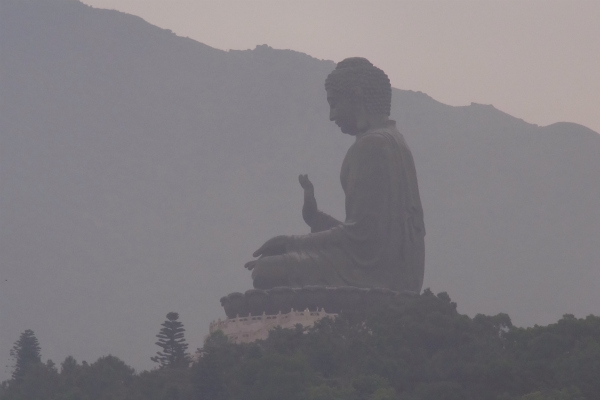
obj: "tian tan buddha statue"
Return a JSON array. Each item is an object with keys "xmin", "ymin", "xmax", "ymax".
[{"xmin": 244, "ymin": 57, "xmax": 425, "ymax": 294}]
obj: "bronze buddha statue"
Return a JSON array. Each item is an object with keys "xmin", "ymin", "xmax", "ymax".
[{"xmin": 244, "ymin": 57, "xmax": 425, "ymax": 293}]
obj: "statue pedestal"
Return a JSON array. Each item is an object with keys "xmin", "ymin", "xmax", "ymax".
[
  {"xmin": 220, "ymin": 286, "xmax": 417, "ymax": 318},
  {"xmin": 211, "ymin": 286, "xmax": 418, "ymax": 343},
  {"xmin": 209, "ymin": 309, "xmax": 337, "ymax": 344}
]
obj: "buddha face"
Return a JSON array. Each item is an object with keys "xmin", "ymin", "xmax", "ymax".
[{"xmin": 326, "ymin": 87, "xmax": 361, "ymax": 135}]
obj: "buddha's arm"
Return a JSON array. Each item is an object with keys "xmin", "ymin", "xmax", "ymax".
[
  {"xmin": 299, "ymin": 174, "xmax": 342, "ymax": 233},
  {"xmin": 306, "ymin": 211, "xmax": 343, "ymax": 233},
  {"xmin": 291, "ymin": 134, "xmax": 390, "ymax": 249}
]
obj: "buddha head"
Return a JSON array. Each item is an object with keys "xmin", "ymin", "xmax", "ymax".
[{"xmin": 325, "ymin": 57, "xmax": 392, "ymax": 135}]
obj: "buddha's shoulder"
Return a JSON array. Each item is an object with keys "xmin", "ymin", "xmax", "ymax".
[
  {"xmin": 354, "ymin": 129, "xmax": 398, "ymax": 150},
  {"xmin": 359, "ymin": 129, "xmax": 392, "ymax": 142}
]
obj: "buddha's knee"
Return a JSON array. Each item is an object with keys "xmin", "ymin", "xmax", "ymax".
[
  {"xmin": 251, "ymin": 259, "xmax": 289, "ymax": 289},
  {"xmin": 251, "ymin": 267, "xmax": 270, "ymax": 289}
]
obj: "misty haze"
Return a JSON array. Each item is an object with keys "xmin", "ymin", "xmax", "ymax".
[{"xmin": 1, "ymin": 0, "xmax": 599, "ymax": 395}]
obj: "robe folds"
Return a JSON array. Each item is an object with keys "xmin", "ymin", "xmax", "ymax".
[{"xmin": 252, "ymin": 120, "xmax": 425, "ymax": 293}]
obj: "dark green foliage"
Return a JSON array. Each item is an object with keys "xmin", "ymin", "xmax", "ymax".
[
  {"xmin": 1, "ymin": 361, "xmax": 59, "ymax": 400},
  {"xmin": 136, "ymin": 367, "xmax": 193, "ymax": 400},
  {"xmin": 151, "ymin": 312, "xmax": 190, "ymax": 368},
  {"xmin": 9, "ymin": 329, "xmax": 41, "ymax": 382},
  {"xmin": 0, "ymin": 353, "xmax": 194, "ymax": 400},
  {"xmin": 2, "ymin": 293, "xmax": 599, "ymax": 400},
  {"xmin": 191, "ymin": 332, "xmax": 232, "ymax": 400},
  {"xmin": 77, "ymin": 355, "xmax": 136, "ymax": 399},
  {"xmin": 191, "ymin": 291, "xmax": 600, "ymax": 400}
]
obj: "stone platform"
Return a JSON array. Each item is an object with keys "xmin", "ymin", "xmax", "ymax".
[
  {"xmin": 211, "ymin": 286, "xmax": 417, "ymax": 343},
  {"xmin": 210, "ymin": 308, "xmax": 337, "ymax": 344}
]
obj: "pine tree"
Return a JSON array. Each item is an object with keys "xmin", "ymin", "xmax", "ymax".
[
  {"xmin": 151, "ymin": 312, "xmax": 190, "ymax": 368},
  {"xmin": 9, "ymin": 329, "xmax": 42, "ymax": 381}
]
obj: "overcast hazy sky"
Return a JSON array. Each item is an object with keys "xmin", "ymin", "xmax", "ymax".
[{"xmin": 81, "ymin": 0, "xmax": 600, "ymax": 134}]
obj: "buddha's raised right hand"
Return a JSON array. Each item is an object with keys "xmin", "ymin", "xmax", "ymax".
[{"xmin": 299, "ymin": 174, "xmax": 318, "ymax": 225}]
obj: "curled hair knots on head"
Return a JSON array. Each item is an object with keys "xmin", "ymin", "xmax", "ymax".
[
  {"xmin": 335, "ymin": 57, "xmax": 374, "ymax": 70},
  {"xmin": 325, "ymin": 57, "xmax": 392, "ymax": 116}
]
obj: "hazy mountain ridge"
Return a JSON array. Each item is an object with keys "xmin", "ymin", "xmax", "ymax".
[{"xmin": 1, "ymin": 0, "xmax": 598, "ymax": 376}]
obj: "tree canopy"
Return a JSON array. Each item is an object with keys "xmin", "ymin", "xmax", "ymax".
[
  {"xmin": 151, "ymin": 312, "xmax": 190, "ymax": 368},
  {"xmin": 2, "ymin": 292, "xmax": 599, "ymax": 400},
  {"xmin": 9, "ymin": 330, "xmax": 41, "ymax": 382}
]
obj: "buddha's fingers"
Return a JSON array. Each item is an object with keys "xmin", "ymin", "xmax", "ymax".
[
  {"xmin": 298, "ymin": 174, "xmax": 314, "ymax": 191},
  {"xmin": 244, "ymin": 260, "xmax": 257, "ymax": 271}
]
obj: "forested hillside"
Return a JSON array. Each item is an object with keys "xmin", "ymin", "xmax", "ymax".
[
  {"xmin": 2, "ymin": 293, "xmax": 599, "ymax": 400},
  {"xmin": 1, "ymin": 0, "xmax": 599, "ymax": 374}
]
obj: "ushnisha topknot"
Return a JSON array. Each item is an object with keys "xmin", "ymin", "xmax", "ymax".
[{"xmin": 325, "ymin": 57, "xmax": 392, "ymax": 116}]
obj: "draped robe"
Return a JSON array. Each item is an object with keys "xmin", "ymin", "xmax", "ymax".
[{"xmin": 252, "ymin": 120, "xmax": 425, "ymax": 293}]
